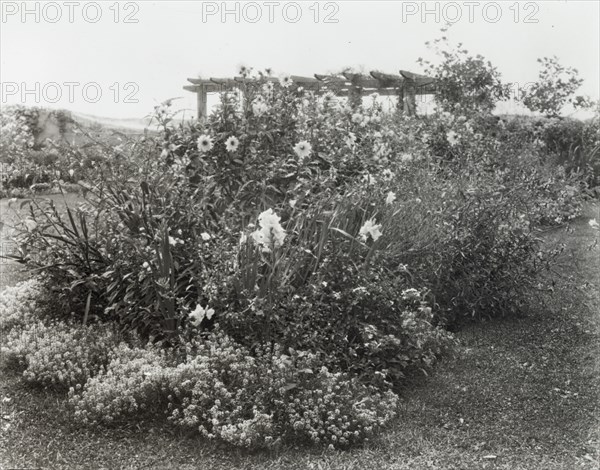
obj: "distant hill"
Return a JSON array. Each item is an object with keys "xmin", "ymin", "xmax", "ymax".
[{"xmin": 70, "ymin": 111, "xmax": 157, "ymax": 132}]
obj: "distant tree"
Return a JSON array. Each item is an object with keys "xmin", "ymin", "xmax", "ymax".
[
  {"xmin": 521, "ymin": 56, "xmax": 587, "ymax": 117},
  {"xmin": 418, "ymin": 27, "xmax": 512, "ymax": 114}
]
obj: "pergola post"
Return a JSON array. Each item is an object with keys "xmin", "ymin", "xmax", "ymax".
[
  {"xmin": 348, "ymin": 85, "xmax": 362, "ymax": 109},
  {"xmin": 196, "ymin": 85, "xmax": 207, "ymax": 120},
  {"xmin": 403, "ymin": 80, "xmax": 417, "ymax": 116},
  {"xmin": 396, "ymin": 86, "xmax": 405, "ymax": 114}
]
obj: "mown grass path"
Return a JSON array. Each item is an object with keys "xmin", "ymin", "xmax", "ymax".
[{"xmin": 1, "ymin": 199, "xmax": 598, "ymax": 470}]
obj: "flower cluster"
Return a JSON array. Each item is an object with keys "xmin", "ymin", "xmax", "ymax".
[
  {"xmin": 359, "ymin": 218, "xmax": 383, "ymax": 242},
  {"xmin": 66, "ymin": 328, "xmax": 399, "ymax": 449},
  {"xmin": 2, "ymin": 320, "xmax": 119, "ymax": 389},
  {"xmin": 251, "ymin": 208, "xmax": 286, "ymax": 252},
  {"xmin": 69, "ymin": 343, "xmax": 169, "ymax": 424},
  {"xmin": 0, "ymin": 278, "xmax": 43, "ymax": 332},
  {"xmin": 188, "ymin": 304, "xmax": 215, "ymax": 327}
]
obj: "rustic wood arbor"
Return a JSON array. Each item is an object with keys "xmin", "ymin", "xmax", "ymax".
[{"xmin": 183, "ymin": 70, "xmax": 436, "ymax": 119}]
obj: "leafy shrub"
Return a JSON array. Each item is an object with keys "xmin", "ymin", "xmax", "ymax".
[
  {"xmin": 521, "ymin": 56, "xmax": 586, "ymax": 117},
  {"xmin": 540, "ymin": 117, "xmax": 600, "ymax": 189},
  {"xmin": 417, "ymin": 29, "xmax": 511, "ymax": 114}
]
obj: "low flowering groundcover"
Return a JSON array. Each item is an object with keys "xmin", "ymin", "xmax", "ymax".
[{"xmin": 1, "ymin": 279, "xmax": 402, "ymax": 450}]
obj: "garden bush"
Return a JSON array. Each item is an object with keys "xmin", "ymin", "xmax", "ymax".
[{"xmin": 2, "ymin": 45, "xmax": 594, "ymax": 449}]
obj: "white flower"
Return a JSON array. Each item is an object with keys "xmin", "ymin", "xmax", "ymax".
[
  {"xmin": 189, "ymin": 304, "xmax": 215, "ymax": 327},
  {"xmin": 441, "ymin": 111, "xmax": 454, "ymax": 122},
  {"xmin": 401, "ymin": 288, "xmax": 420, "ymax": 300},
  {"xmin": 322, "ymin": 92, "xmax": 337, "ymax": 106},
  {"xmin": 262, "ymin": 82, "xmax": 274, "ymax": 94},
  {"xmin": 344, "ymin": 133, "xmax": 357, "ymax": 148},
  {"xmin": 351, "ymin": 113, "xmax": 363, "ymax": 124},
  {"xmin": 289, "ymin": 199, "xmax": 297, "ymax": 208},
  {"xmin": 197, "ymin": 134, "xmax": 214, "ymax": 152},
  {"xmin": 23, "ymin": 218, "xmax": 37, "ymax": 231},
  {"xmin": 251, "ymin": 208, "xmax": 286, "ymax": 252},
  {"xmin": 373, "ymin": 143, "xmax": 389, "ymax": 161},
  {"xmin": 293, "ymin": 141, "xmax": 312, "ymax": 160},
  {"xmin": 381, "ymin": 169, "xmax": 395, "ymax": 181},
  {"xmin": 589, "ymin": 219, "xmax": 600, "ymax": 230},
  {"xmin": 362, "ymin": 173, "xmax": 376, "ymax": 185},
  {"xmin": 225, "ymin": 136, "xmax": 239, "ymax": 152},
  {"xmin": 400, "ymin": 153, "xmax": 413, "ymax": 163},
  {"xmin": 252, "ymin": 100, "xmax": 269, "ymax": 116},
  {"xmin": 168, "ymin": 236, "xmax": 183, "ymax": 245},
  {"xmin": 385, "ymin": 191, "xmax": 396, "ymax": 205},
  {"xmin": 359, "ymin": 218, "xmax": 382, "ymax": 242},
  {"xmin": 446, "ymin": 130, "xmax": 459, "ymax": 146},
  {"xmin": 279, "ymin": 75, "xmax": 293, "ymax": 88},
  {"xmin": 200, "ymin": 232, "xmax": 211, "ymax": 241},
  {"xmin": 68, "ymin": 169, "xmax": 75, "ymax": 177}
]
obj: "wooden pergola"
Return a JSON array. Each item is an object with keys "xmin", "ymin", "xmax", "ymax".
[{"xmin": 183, "ymin": 70, "xmax": 436, "ymax": 119}]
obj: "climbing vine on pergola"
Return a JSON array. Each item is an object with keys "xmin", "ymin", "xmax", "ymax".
[{"xmin": 183, "ymin": 70, "xmax": 437, "ymax": 119}]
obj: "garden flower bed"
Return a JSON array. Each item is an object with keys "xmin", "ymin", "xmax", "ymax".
[{"xmin": 1, "ymin": 54, "xmax": 598, "ymax": 451}]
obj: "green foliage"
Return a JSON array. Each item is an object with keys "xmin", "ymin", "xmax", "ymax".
[
  {"xmin": 521, "ymin": 56, "xmax": 586, "ymax": 117},
  {"xmin": 418, "ymin": 30, "xmax": 511, "ymax": 114}
]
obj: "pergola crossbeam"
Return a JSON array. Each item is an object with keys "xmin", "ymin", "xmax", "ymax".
[{"xmin": 185, "ymin": 69, "xmax": 436, "ymax": 118}]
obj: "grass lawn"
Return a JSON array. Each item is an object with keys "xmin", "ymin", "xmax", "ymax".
[{"xmin": 0, "ymin": 197, "xmax": 598, "ymax": 469}]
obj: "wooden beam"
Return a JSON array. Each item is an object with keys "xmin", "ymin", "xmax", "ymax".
[
  {"xmin": 342, "ymin": 72, "xmax": 383, "ymax": 88},
  {"xmin": 290, "ymin": 75, "xmax": 320, "ymax": 83},
  {"xmin": 370, "ymin": 71, "xmax": 405, "ymax": 87},
  {"xmin": 399, "ymin": 70, "xmax": 436, "ymax": 88},
  {"xmin": 184, "ymin": 84, "xmax": 226, "ymax": 93},
  {"xmin": 314, "ymin": 74, "xmax": 347, "ymax": 83},
  {"xmin": 187, "ymin": 77, "xmax": 210, "ymax": 85},
  {"xmin": 399, "ymin": 70, "xmax": 429, "ymax": 80},
  {"xmin": 209, "ymin": 78, "xmax": 239, "ymax": 86}
]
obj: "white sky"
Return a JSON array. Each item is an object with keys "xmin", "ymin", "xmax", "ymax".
[{"xmin": 1, "ymin": 0, "xmax": 599, "ymax": 119}]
